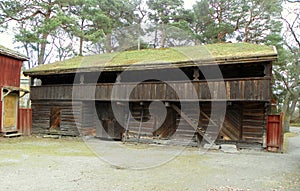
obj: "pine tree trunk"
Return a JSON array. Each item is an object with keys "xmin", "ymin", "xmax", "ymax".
[
  {"xmin": 244, "ymin": 8, "xmax": 253, "ymax": 43},
  {"xmin": 105, "ymin": 33, "xmax": 112, "ymax": 53},
  {"xmin": 282, "ymin": 90, "xmax": 291, "ymax": 132},
  {"xmin": 284, "ymin": 114, "xmax": 291, "ymax": 132},
  {"xmin": 79, "ymin": 19, "xmax": 84, "ymax": 56},
  {"xmin": 79, "ymin": 37, "xmax": 83, "ymax": 56},
  {"xmin": 161, "ymin": 21, "xmax": 166, "ymax": 48},
  {"xmin": 282, "ymin": 89, "xmax": 300, "ymax": 132},
  {"xmin": 154, "ymin": 28, "xmax": 158, "ymax": 48},
  {"xmin": 38, "ymin": 32, "xmax": 49, "ymax": 65}
]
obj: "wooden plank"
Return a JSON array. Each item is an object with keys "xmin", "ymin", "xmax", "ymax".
[{"xmin": 30, "ymin": 78, "xmax": 271, "ymax": 101}]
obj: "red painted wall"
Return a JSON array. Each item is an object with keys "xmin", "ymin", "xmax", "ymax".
[
  {"xmin": 0, "ymin": 55, "xmax": 22, "ymax": 87},
  {"xmin": 0, "ymin": 90, "xmax": 2, "ymax": 130},
  {"xmin": 0, "ymin": 54, "xmax": 23, "ymax": 132}
]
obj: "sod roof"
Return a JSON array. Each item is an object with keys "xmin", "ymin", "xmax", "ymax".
[
  {"xmin": 0, "ymin": 45, "xmax": 29, "ymax": 61},
  {"xmin": 24, "ymin": 43, "xmax": 277, "ymax": 76}
]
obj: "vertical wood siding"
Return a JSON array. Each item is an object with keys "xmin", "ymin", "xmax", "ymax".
[{"xmin": 0, "ymin": 55, "xmax": 22, "ymax": 87}]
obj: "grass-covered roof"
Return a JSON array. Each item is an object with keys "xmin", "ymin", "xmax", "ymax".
[
  {"xmin": 24, "ymin": 43, "xmax": 277, "ymax": 76},
  {"xmin": 0, "ymin": 45, "xmax": 29, "ymax": 61}
]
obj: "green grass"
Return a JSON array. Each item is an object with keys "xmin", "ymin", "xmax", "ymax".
[
  {"xmin": 25, "ymin": 43, "xmax": 276, "ymax": 74},
  {"xmin": 290, "ymin": 123, "xmax": 300, "ymax": 127},
  {"xmin": 283, "ymin": 132, "xmax": 297, "ymax": 153}
]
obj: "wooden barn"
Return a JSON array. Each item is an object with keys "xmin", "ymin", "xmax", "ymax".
[
  {"xmin": 0, "ymin": 45, "xmax": 29, "ymax": 136},
  {"xmin": 24, "ymin": 43, "xmax": 277, "ymax": 148}
]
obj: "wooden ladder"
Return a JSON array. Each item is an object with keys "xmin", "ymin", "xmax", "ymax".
[
  {"xmin": 123, "ymin": 108, "xmax": 144, "ymax": 143},
  {"xmin": 123, "ymin": 113, "xmax": 131, "ymax": 143},
  {"xmin": 137, "ymin": 108, "xmax": 144, "ymax": 142}
]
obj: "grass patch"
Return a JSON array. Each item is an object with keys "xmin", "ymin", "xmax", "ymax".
[
  {"xmin": 290, "ymin": 123, "xmax": 300, "ymax": 127},
  {"xmin": 0, "ymin": 136, "xmax": 95, "ymax": 158},
  {"xmin": 25, "ymin": 43, "xmax": 276, "ymax": 74},
  {"xmin": 283, "ymin": 132, "xmax": 297, "ymax": 153}
]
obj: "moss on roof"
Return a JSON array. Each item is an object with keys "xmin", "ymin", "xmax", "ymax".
[
  {"xmin": 0, "ymin": 45, "xmax": 29, "ymax": 61},
  {"xmin": 25, "ymin": 43, "xmax": 277, "ymax": 76}
]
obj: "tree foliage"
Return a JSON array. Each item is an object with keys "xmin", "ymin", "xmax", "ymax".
[
  {"xmin": 276, "ymin": 0, "xmax": 300, "ymax": 131},
  {"xmin": 147, "ymin": 0, "xmax": 185, "ymax": 47},
  {"xmin": 0, "ymin": 0, "xmax": 74, "ymax": 66}
]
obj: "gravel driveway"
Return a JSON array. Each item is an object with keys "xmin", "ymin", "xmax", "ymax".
[{"xmin": 0, "ymin": 127, "xmax": 299, "ymax": 191}]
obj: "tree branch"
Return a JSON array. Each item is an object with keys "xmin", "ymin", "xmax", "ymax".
[{"xmin": 281, "ymin": 14, "xmax": 300, "ymax": 48}]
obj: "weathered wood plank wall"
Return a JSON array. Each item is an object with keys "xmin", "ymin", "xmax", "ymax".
[
  {"xmin": 30, "ymin": 78, "xmax": 271, "ymax": 101},
  {"xmin": 31, "ymin": 101, "xmax": 82, "ymax": 136},
  {"xmin": 0, "ymin": 55, "xmax": 22, "ymax": 87}
]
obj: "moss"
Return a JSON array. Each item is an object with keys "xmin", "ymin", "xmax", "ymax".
[{"xmin": 25, "ymin": 43, "xmax": 276, "ymax": 75}]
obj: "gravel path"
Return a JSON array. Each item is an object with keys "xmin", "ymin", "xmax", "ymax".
[{"xmin": 0, "ymin": 128, "xmax": 299, "ymax": 191}]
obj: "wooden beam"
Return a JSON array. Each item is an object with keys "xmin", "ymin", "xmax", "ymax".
[
  {"xmin": 239, "ymin": 104, "xmax": 244, "ymax": 141},
  {"xmin": 200, "ymin": 111, "xmax": 218, "ymax": 127},
  {"xmin": 137, "ymin": 108, "xmax": 144, "ymax": 142}
]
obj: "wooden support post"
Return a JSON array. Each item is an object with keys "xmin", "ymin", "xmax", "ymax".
[
  {"xmin": 239, "ymin": 104, "xmax": 244, "ymax": 141},
  {"xmin": 123, "ymin": 113, "xmax": 131, "ymax": 143},
  {"xmin": 193, "ymin": 68, "xmax": 200, "ymax": 81},
  {"xmin": 137, "ymin": 107, "xmax": 144, "ymax": 142},
  {"xmin": 200, "ymin": 111, "xmax": 218, "ymax": 127},
  {"xmin": 264, "ymin": 63, "xmax": 271, "ymax": 77},
  {"xmin": 80, "ymin": 74, "xmax": 85, "ymax": 84}
]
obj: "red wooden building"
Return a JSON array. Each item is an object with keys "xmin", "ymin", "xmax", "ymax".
[{"xmin": 0, "ymin": 45, "xmax": 29, "ymax": 136}]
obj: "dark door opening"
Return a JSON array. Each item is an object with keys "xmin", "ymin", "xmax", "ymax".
[{"xmin": 50, "ymin": 107, "xmax": 61, "ymax": 130}]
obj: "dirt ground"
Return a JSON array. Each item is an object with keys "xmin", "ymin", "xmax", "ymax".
[{"xmin": 0, "ymin": 127, "xmax": 299, "ymax": 191}]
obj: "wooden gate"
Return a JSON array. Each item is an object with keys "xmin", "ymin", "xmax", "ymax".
[
  {"xmin": 267, "ymin": 113, "xmax": 284, "ymax": 152},
  {"xmin": 18, "ymin": 108, "xmax": 32, "ymax": 136}
]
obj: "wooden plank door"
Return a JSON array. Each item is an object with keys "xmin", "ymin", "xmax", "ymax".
[{"xmin": 2, "ymin": 94, "xmax": 18, "ymax": 132}]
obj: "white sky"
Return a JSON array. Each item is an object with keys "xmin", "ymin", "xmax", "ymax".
[
  {"xmin": 0, "ymin": 29, "xmax": 15, "ymax": 49},
  {"xmin": 0, "ymin": 0, "xmax": 197, "ymax": 51}
]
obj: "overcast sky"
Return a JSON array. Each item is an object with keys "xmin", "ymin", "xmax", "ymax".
[{"xmin": 0, "ymin": 0, "xmax": 197, "ymax": 50}]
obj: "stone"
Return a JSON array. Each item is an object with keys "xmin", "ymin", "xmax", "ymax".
[{"xmin": 220, "ymin": 144, "xmax": 238, "ymax": 153}]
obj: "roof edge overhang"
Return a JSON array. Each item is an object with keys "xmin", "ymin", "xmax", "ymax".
[
  {"xmin": 2, "ymin": 86, "xmax": 30, "ymax": 93},
  {"xmin": 0, "ymin": 49, "xmax": 29, "ymax": 61},
  {"xmin": 24, "ymin": 53, "xmax": 277, "ymax": 77}
]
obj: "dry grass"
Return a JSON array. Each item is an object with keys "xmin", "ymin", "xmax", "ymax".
[{"xmin": 283, "ymin": 132, "xmax": 297, "ymax": 153}]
